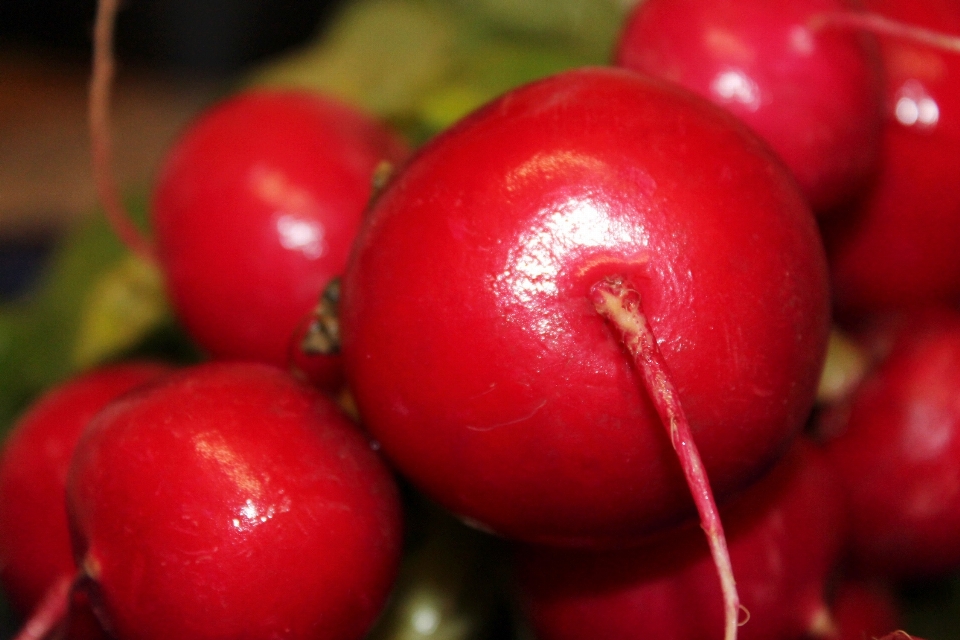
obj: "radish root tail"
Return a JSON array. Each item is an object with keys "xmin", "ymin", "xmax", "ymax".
[
  {"xmin": 591, "ymin": 275, "xmax": 740, "ymax": 640},
  {"xmin": 90, "ymin": 0, "xmax": 158, "ymax": 262}
]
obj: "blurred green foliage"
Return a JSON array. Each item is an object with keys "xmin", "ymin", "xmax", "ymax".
[
  {"xmin": 0, "ymin": 204, "xmax": 194, "ymax": 439},
  {"xmin": 247, "ymin": 0, "xmax": 628, "ymax": 143}
]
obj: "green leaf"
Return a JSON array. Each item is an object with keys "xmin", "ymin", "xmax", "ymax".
[
  {"xmin": 448, "ymin": 0, "xmax": 627, "ymax": 58},
  {"xmin": 0, "ymin": 202, "xmax": 177, "ymax": 435},
  {"xmin": 247, "ymin": 0, "xmax": 458, "ymax": 120},
  {"xmin": 247, "ymin": 0, "xmax": 631, "ymax": 143},
  {"xmin": 72, "ymin": 253, "xmax": 169, "ymax": 370},
  {"xmin": 415, "ymin": 36, "xmax": 597, "ymax": 134}
]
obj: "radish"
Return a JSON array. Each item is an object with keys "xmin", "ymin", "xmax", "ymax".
[
  {"xmin": 513, "ymin": 442, "xmax": 847, "ymax": 640},
  {"xmin": 340, "ymin": 65, "xmax": 829, "ymax": 545},
  {"xmin": 150, "ymin": 90, "xmax": 410, "ymax": 390},
  {"xmin": 87, "ymin": 0, "xmax": 410, "ymax": 391},
  {"xmin": 0, "ymin": 362, "xmax": 170, "ymax": 636},
  {"xmin": 822, "ymin": 0, "xmax": 960, "ymax": 316},
  {"xmin": 338, "ymin": 66, "xmax": 830, "ymax": 640},
  {"xmin": 61, "ymin": 362, "xmax": 403, "ymax": 640},
  {"xmin": 819, "ymin": 308, "xmax": 960, "ymax": 579},
  {"xmin": 614, "ymin": 0, "xmax": 884, "ymax": 216}
]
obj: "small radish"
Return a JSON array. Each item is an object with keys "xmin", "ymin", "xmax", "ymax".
[
  {"xmin": 822, "ymin": 0, "xmax": 960, "ymax": 316},
  {"xmin": 0, "ymin": 362, "xmax": 171, "ymax": 634},
  {"xmin": 87, "ymin": 0, "xmax": 410, "ymax": 391},
  {"xmin": 819, "ymin": 308, "xmax": 960, "ymax": 579},
  {"xmin": 64, "ymin": 362, "xmax": 403, "ymax": 640},
  {"xmin": 513, "ymin": 443, "xmax": 847, "ymax": 640},
  {"xmin": 614, "ymin": 0, "xmax": 884, "ymax": 215},
  {"xmin": 150, "ymin": 90, "xmax": 409, "ymax": 389},
  {"xmin": 339, "ymin": 67, "xmax": 830, "ymax": 640}
]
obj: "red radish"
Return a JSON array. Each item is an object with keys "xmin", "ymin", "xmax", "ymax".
[
  {"xmin": 823, "ymin": 0, "xmax": 960, "ymax": 316},
  {"xmin": 151, "ymin": 90, "xmax": 409, "ymax": 389},
  {"xmin": 819, "ymin": 308, "xmax": 960, "ymax": 579},
  {"xmin": 65, "ymin": 362, "xmax": 403, "ymax": 640},
  {"xmin": 340, "ymin": 66, "xmax": 829, "ymax": 546},
  {"xmin": 339, "ymin": 68, "xmax": 832, "ymax": 639},
  {"xmin": 614, "ymin": 0, "xmax": 884, "ymax": 215},
  {"xmin": 87, "ymin": 0, "xmax": 409, "ymax": 390},
  {"xmin": 513, "ymin": 443, "xmax": 847, "ymax": 640},
  {"xmin": 0, "ymin": 362, "xmax": 170, "ymax": 630}
]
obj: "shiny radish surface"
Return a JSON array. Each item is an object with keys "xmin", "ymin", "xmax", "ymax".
[
  {"xmin": 823, "ymin": 0, "xmax": 960, "ymax": 317},
  {"xmin": 615, "ymin": 0, "xmax": 883, "ymax": 215},
  {"xmin": 66, "ymin": 362, "xmax": 403, "ymax": 640},
  {"xmin": 0, "ymin": 362, "xmax": 171, "ymax": 621},
  {"xmin": 514, "ymin": 443, "xmax": 847, "ymax": 640},
  {"xmin": 820, "ymin": 309, "xmax": 960, "ymax": 579},
  {"xmin": 340, "ymin": 67, "xmax": 831, "ymax": 547},
  {"xmin": 152, "ymin": 90, "xmax": 409, "ymax": 389}
]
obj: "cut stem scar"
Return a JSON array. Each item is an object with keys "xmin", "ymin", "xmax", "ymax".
[
  {"xmin": 809, "ymin": 11, "xmax": 960, "ymax": 53},
  {"xmin": 90, "ymin": 0, "xmax": 158, "ymax": 262},
  {"xmin": 591, "ymin": 275, "xmax": 740, "ymax": 640}
]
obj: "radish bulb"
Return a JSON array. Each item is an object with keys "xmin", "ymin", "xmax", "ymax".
[
  {"xmin": 339, "ymin": 67, "xmax": 831, "ymax": 640},
  {"xmin": 65, "ymin": 363, "xmax": 403, "ymax": 640},
  {"xmin": 513, "ymin": 443, "xmax": 847, "ymax": 640},
  {"xmin": 87, "ymin": 0, "xmax": 410, "ymax": 390},
  {"xmin": 820, "ymin": 308, "xmax": 960, "ymax": 579},
  {"xmin": 614, "ymin": 0, "xmax": 884, "ymax": 216},
  {"xmin": 823, "ymin": 0, "xmax": 960, "ymax": 316},
  {"xmin": 0, "ymin": 363, "xmax": 170, "ymax": 639}
]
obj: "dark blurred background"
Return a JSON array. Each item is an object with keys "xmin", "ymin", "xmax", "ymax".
[
  {"xmin": 0, "ymin": 0, "xmax": 343, "ymax": 73},
  {"xmin": 1, "ymin": 0, "xmax": 345, "ymax": 300}
]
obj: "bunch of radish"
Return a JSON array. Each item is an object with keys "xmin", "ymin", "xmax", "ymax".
[{"xmin": 1, "ymin": 0, "xmax": 959, "ymax": 637}]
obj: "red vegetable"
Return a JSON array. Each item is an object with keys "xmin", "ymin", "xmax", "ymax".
[
  {"xmin": 514, "ymin": 443, "xmax": 847, "ymax": 640},
  {"xmin": 65, "ymin": 362, "xmax": 403, "ymax": 640},
  {"xmin": 615, "ymin": 0, "xmax": 883, "ymax": 215},
  {"xmin": 152, "ymin": 90, "xmax": 409, "ymax": 389},
  {"xmin": 823, "ymin": 0, "xmax": 960, "ymax": 316},
  {"xmin": 339, "ymin": 67, "xmax": 830, "ymax": 547},
  {"xmin": 0, "ymin": 362, "xmax": 170, "ymax": 628},
  {"xmin": 820, "ymin": 308, "xmax": 960, "ymax": 579}
]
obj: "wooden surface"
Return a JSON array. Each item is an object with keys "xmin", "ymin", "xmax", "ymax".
[{"xmin": 0, "ymin": 46, "xmax": 225, "ymax": 237}]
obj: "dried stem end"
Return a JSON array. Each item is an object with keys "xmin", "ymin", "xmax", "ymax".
[{"xmin": 301, "ymin": 278, "xmax": 342, "ymax": 356}]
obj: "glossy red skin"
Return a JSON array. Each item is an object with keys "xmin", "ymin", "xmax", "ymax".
[
  {"xmin": 821, "ymin": 310, "xmax": 960, "ymax": 578},
  {"xmin": 341, "ymin": 68, "xmax": 831, "ymax": 547},
  {"xmin": 0, "ymin": 362, "xmax": 170, "ymax": 621},
  {"xmin": 514, "ymin": 444, "xmax": 847, "ymax": 640},
  {"xmin": 65, "ymin": 362, "xmax": 403, "ymax": 640},
  {"xmin": 823, "ymin": 0, "xmax": 960, "ymax": 316},
  {"xmin": 152, "ymin": 90, "xmax": 409, "ymax": 390},
  {"xmin": 615, "ymin": 0, "xmax": 883, "ymax": 215}
]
